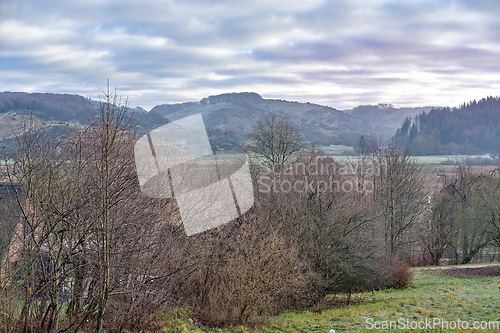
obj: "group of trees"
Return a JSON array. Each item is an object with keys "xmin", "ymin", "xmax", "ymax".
[
  {"xmin": 0, "ymin": 99, "xmax": 497, "ymax": 331},
  {"xmin": 421, "ymin": 165, "xmax": 500, "ymax": 265},
  {"xmin": 0, "ymin": 89, "xmax": 188, "ymax": 332},
  {"xmin": 247, "ymin": 113, "xmax": 425, "ymax": 300},
  {"xmin": 394, "ymin": 96, "xmax": 500, "ymax": 155}
]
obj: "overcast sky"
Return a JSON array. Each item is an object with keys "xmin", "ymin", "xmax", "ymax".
[{"xmin": 1, "ymin": 0, "xmax": 499, "ymax": 110}]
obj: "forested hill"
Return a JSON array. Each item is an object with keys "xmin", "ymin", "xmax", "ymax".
[
  {"xmin": 394, "ymin": 96, "xmax": 500, "ymax": 155},
  {"xmin": 151, "ymin": 92, "xmax": 366, "ymax": 147},
  {"xmin": 0, "ymin": 92, "xmax": 95, "ymax": 121},
  {"xmin": 0, "ymin": 92, "xmax": 166, "ymax": 137}
]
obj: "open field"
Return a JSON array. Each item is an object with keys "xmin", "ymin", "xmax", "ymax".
[
  {"xmin": 149, "ymin": 268, "xmax": 500, "ymax": 332},
  {"xmin": 319, "ymin": 146, "xmax": 497, "ymax": 165},
  {"xmin": 413, "ymin": 155, "xmax": 497, "ymax": 165},
  {"xmin": 315, "ymin": 147, "xmax": 498, "ymax": 193}
]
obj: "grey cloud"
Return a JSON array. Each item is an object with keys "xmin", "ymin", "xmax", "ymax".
[{"xmin": 1, "ymin": 0, "xmax": 500, "ymax": 110}]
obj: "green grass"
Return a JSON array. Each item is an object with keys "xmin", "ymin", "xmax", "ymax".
[
  {"xmin": 318, "ymin": 145, "xmax": 355, "ymax": 154},
  {"xmin": 413, "ymin": 154, "xmax": 494, "ymax": 165},
  {"xmin": 153, "ymin": 271, "xmax": 500, "ymax": 332},
  {"xmin": 317, "ymin": 145, "xmax": 496, "ymax": 166}
]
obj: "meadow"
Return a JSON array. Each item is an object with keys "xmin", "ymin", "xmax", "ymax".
[
  {"xmin": 320, "ymin": 145, "xmax": 495, "ymax": 165},
  {"xmin": 150, "ymin": 268, "xmax": 500, "ymax": 332}
]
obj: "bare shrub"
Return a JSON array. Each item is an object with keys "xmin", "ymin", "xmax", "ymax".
[
  {"xmin": 184, "ymin": 213, "xmax": 310, "ymax": 326},
  {"xmin": 0, "ymin": 288, "xmax": 21, "ymax": 333},
  {"xmin": 390, "ymin": 260, "xmax": 413, "ymax": 289}
]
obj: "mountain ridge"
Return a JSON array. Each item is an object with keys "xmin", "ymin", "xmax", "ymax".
[
  {"xmin": 151, "ymin": 92, "xmax": 367, "ymax": 147},
  {"xmin": 5, "ymin": 91, "xmax": 490, "ymax": 153}
]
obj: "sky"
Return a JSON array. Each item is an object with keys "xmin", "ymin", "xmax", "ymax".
[{"xmin": 1, "ymin": 0, "xmax": 499, "ymax": 110}]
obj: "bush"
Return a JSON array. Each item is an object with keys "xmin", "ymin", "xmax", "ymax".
[
  {"xmin": 258, "ymin": 161, "xmax": 393, "ymax": 300},
  {"xmin": 0, "ymin": 288, "xmax": 21, "ymax": 332},
  {"xmin": 184, "ymin": 213, "xmax": 310, "ymax": 326},
  {"xmin": 390, "ymin": 260, "xmax": 414, "ymax": 289}
]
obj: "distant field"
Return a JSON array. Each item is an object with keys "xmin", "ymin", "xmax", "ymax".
[
  {"xmin": 319, "ymin": 145, "xmax": 355, "ymax": 155},
  {"xmin": 413, "ymin": 154, "xmax": 495, "ymax": 165},
  {"xmin": 152, "ymin": 269, "xmax": 500, "ymax": 332},
  {"xmin": 320, "ymin": 146, "xmax": 497, "ymax": 166}
]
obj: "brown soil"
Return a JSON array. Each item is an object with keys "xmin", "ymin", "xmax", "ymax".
[{"xmin": 441, "ymin": 266, "xmax": 500, "ymax": 277}]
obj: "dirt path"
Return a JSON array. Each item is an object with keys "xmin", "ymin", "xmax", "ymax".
[{"xmin": 414, "ymin": 263, "xmax": 500, "ymax": 270}]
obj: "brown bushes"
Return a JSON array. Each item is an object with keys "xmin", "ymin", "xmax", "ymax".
[
  {"xmin": 390, "ymin": 260, "xmax": 414, "ymax": 289},
  {"xmin": 184, "ymin": 213, "xmax": 310, "ymax": 326},
  {"xmin": 0, "ymin": 288, "xmax": 21, "ymax": 333}
]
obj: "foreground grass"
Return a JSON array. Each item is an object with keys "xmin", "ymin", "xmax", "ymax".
[{"xmin": 152, "ymin": 270, "xmax": 499, "ymax": 332}]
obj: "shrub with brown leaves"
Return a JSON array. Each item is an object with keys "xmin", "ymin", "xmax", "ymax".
[{"xmin": 184, "ymin": 213, "xmax": 310, "ymax": 326}]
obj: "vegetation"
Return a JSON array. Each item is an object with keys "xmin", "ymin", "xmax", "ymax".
[
  {"xmin": 148, "ymin": 270, "xmax": 500, "ymax": 332},
  {"xmin": 346, "ymin": 104, "xmax": 433, "ymax": 136},
  {"xmin": 0, "ymin": 89, "xmax": 497, "ymax": 332},
  {"xmin": 152, "ymin": 92, "xmax": 366, "ymax": 147},
  {"xmin": 418, "ymin": 165, "xmax": 500, "ymax": 265},
  {"xmin": 0, "ymin": 92, "xmax": 95, "ymax": 121},
  {"xmin": 246, "ymin": 112, "xmax": 305, "ymax": 172},
  {"xmin": 0, "ymin": 89, "xmax": 186, "ymax": 332},
  {"xmin": 394, "ymin": 96, "xmax": 500, "ymax": 155},
  {"xmin": 0, "ymin": 92, "xmax": 167, "ymax": 141}
]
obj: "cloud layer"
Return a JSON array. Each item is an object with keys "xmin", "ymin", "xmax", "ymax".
[{"xmin": 1, "ymin": 0, "xmax": 499, "ymax": 109}]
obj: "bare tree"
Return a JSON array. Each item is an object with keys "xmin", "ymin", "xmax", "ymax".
[
  {"xmin": 440, "ymin": 165, "xmax": 491, "ymax": 264},
  {"xmin": 419, "ymin": 194, "xmax": 456, "ymax": 265},
  {"xmin": 74, "ymin": 86, "xmax": 190, "ymax": 332},
  {"xmin": 481, "ymin": 169, "xmax": 500, "ymax": 247},
  {"xmin": 0, "ymin": 87, "xmax": 191, "ymax": 332},
  {"xmin": 373, "ymin": 146, "xmax": 425, "ymax": 264},
  {"xmin": 247, "ymin": 112, "xmax": 304, "ymax": 173},
  {"xmin": 0, "ymin": 113, "xmax": 82, "ymax": 332}
]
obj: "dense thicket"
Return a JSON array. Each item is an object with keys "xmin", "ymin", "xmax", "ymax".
[{"xmin": 394, "ymin": 96, "xmax": 500, "ymax": 155}]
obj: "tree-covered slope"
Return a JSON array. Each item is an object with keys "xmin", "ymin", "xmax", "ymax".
[
  {"xmin": 0, "ymin": 92, "xmax": 167, "ymax": 138},
  {"xmin": 394, "ymin": 96, "xmax": 500, "ymax": 155},
  {"xmin": 151, "ymin": 92, "xmax": 366, "ymax": 147}
]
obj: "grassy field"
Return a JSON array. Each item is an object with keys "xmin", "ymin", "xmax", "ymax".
[
  {"xmin": 319, "ymin": 145, "xmax": 497, "ymax": 165},
  {"xmin": 151, "ymin": 269, "xmax": 500, "ymax": 332},
  {"xmin": 412, "ymin": 154, "xmax": 494, "ymax": 165}
]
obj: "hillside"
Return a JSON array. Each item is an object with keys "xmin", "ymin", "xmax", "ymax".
[
  {"xmin": 0, "ymin": 92, "xmax": 96, "ymax": 123},
  {"xmin": 0, "ymin": 92, "xmax": 167, "ymax": 138},
  {"xmin": 343, "ymin": 104, "xmax": 435, "ymax": 136},
  {"xmin": 394, "ymin": 96, "xmax": 500, "ymax": 155},
  {"xmin": 9, "ymin": 91, "xmax": 489, "ymax": 154},
  {"xmin": 151, "ymin": 92, "xmax": 366, "ymax": 148}
]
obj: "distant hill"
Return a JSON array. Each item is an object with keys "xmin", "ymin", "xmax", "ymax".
[
  {"xmin": 0, "ymin": 92, "xmax": 167, "ymax": 138},
  {"xmin": 8, "ymin": 91, "xmax": 478, "ymax": 154},
  {"xmin": 343, "ymin": 104, "xmax": 435, "ymax": 137},
  {"xmin": 151, "ymin": 92, "xmax": 366, "ymax": 148},
  {"xmin": 0, "ymin": 92, "xmax": 95, "ymax": 121},
  {"xmin": 394, "ymin": 96, "xmax": 500, "ymax": 155}
]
